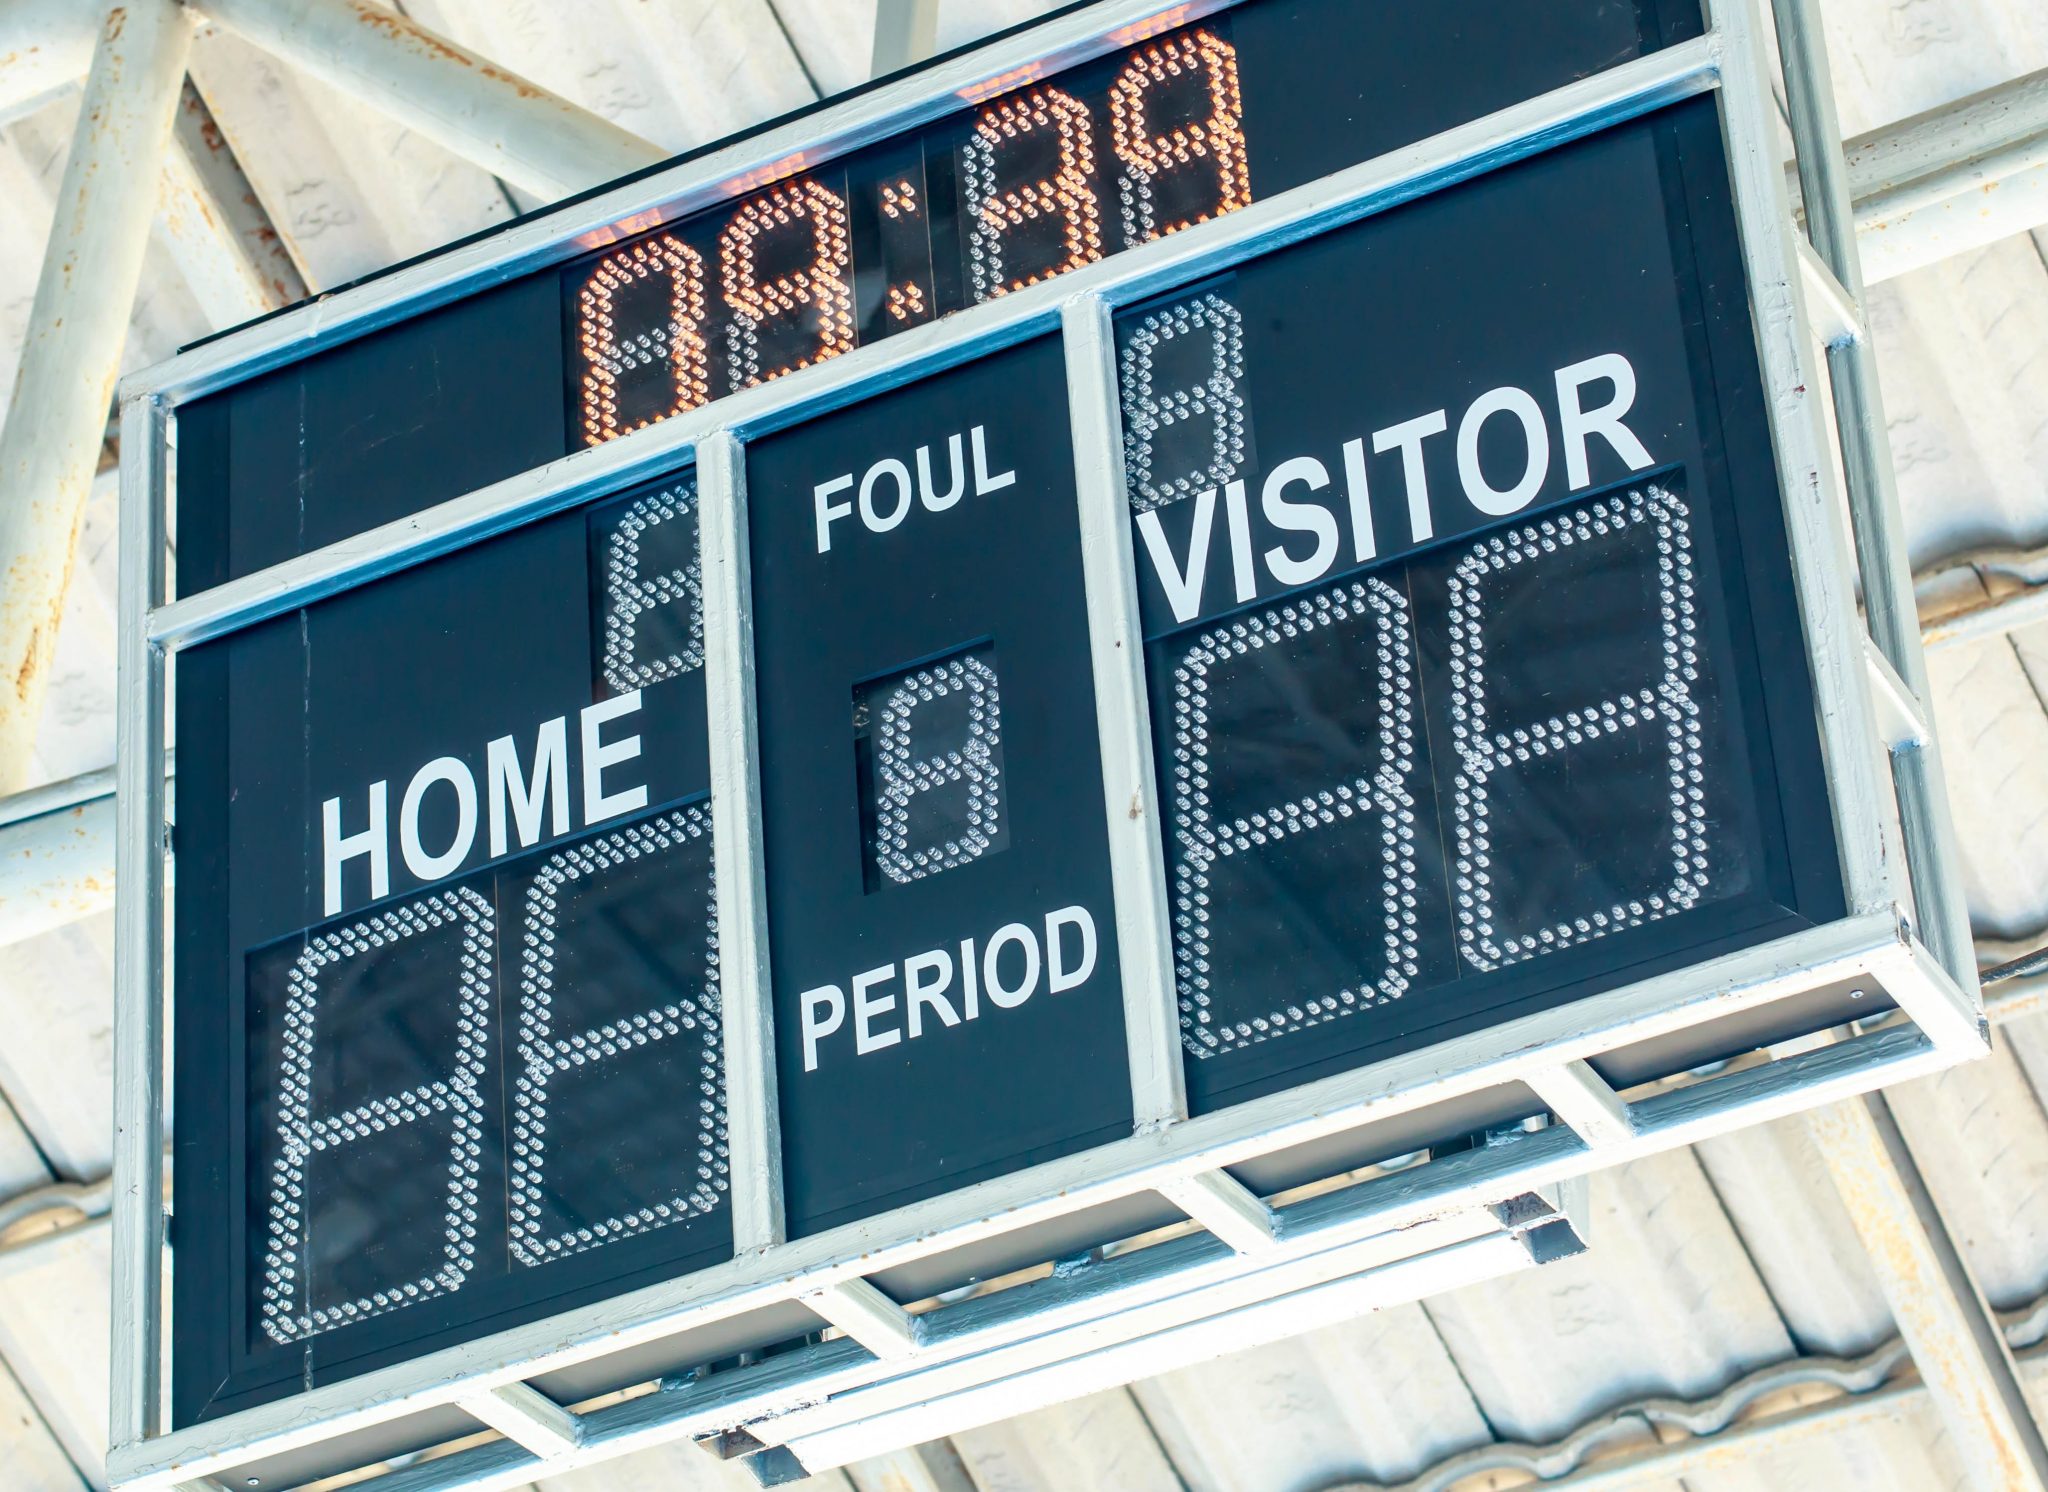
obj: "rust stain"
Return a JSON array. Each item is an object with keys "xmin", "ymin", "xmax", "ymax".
[
  {"xmin": 104, "ymin": 7, "xmax": 127, "ymax": 44},
  {"xmin": 354, "ymin": 6, "xmax": 475, "ymax": 68},
  {"xmin": 477, "ymin": 64, "xmax": 546, "ymax": 101}
]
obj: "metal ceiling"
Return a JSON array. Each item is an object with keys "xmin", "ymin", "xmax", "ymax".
[{"xmin": 3, "ymin": 0, "xmax": 2048, "ymax": 1488}]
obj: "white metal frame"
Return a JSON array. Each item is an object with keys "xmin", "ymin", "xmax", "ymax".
[{"xmin": 110, "ymin": 0, "xmax": 1987, "ymax": 1487}]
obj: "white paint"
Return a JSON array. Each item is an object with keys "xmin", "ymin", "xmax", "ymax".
[
  {"xmin": 579, "ymin": 691, "xmax": 648, "ymax": 825},
  {"xmin": 487, "ymin": 718, "xmax": 571, "ymax": 857},
  {"xmin": 799, "ymin": 905, "xmax": 1099, "ymax": 1072},
  {"xmin": 398, "ymin": 756, "xmax": 478, "ymax": 882},
  {"xmin": 814, "ymin": 425, "xmax": 1016, "ymax": 552},
  {"xmin": 322, "ymin": 694, "xmax": 647, "ymax": 916}
]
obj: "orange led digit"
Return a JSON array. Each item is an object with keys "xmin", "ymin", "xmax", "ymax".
[
  {"xmin": 1110, "ymin": 30, "xmax": 1251, "ymax": 243},
  {"xmin": 575, "ymin": 235, "xmax": 711, "ymax": 447},
  {"xmin": 717, "ymin": 179, "xmax": 856, "ymax": 389},
  {"xmin": 964, "ymin": 86, "xmax": 1104, "ymax": 300},
  {"xmin": 569, "ymin": 27, "xmax": 1257, "ymax": 448}
]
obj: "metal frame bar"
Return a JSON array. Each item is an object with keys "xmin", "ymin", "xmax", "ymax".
[
  {"xmin": 310, "ymin": 1172, "xmax": 1582, "ymax": 1492},
  {"xmin": 1765, "ymin": 0, "xmax": 2031, "ymax": 1478},
  {"xmin": 1064, "ymin": 295, "xmax": 1186, "ymax": 1133},
  {"xmin": 1809, "ymin": 1091, "xmax": 2048, "ymax": 1487},
  {"xmin": 112, "ymin": 390, "xmax": 171, "ymax": 1448},
  {"xmin": 109, "ymin": 2, "xmax": 1987, "ymax": 1486},
  {"xmin": 1765, "ymin": 0, "xmax": 1979, "ymax": 1007},
  {"xmin": 699, "ymin": 433, "xmax": 786, "ymax": 1256}
]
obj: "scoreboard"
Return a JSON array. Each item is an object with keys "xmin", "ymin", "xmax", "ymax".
[{"xmin": 114, "ymin": 0, "xmax": 1983, "ymax": 1486}]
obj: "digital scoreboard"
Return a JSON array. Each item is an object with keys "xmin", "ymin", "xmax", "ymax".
[{"xmin": 117, "ymin": 0, "xmax": 1981, "ymax": 1486}]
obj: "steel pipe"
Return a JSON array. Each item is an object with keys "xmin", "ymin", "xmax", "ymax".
[
  {"xmin": 1768, "ymin": 67, "xmax": 2048, "ymax": 285},
  {"xmin": 157, "ymin": 78, "xmax": 308, "ymax": 328},
  {"xmin": 188, "ymin": 0, "xmax": 667, "ymax": 200},
  {"xmin": 0, "ymin": 1, "xmax": 194, "ymax": 796},
  {"xmin": 0, "ymin": 764, "xmax": 116, "ymax": 948},
  {"xmin": 1807, "ymin": 1093, "xmax": 2048, "ymax": 1489},
  {"xmin": 1917, "ymin": 543, "xmax": 2048, "ymax": 652},
  {"xmin": 1843, "ymin": 69, "xmax": 2048, "ymax": 284}
]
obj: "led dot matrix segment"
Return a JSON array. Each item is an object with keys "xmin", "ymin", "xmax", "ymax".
[{"xmin": 568, "ymin": 22, "xmax": 1250, "ymax": 447}]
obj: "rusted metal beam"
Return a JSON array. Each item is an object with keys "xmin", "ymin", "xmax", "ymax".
[
  {"xmin": 1841, "ymin": 69, "xmax": 2048, "ymax": 285},
  {"xmin": 1808, "ymin": 1091, "xmax": 2048, "ymax": 1489},
  {"xmin": 158, "ymin": 77, "xmax": 308, "ymax": 329},
  {"xmin": 188, "ymin": 0, "xmax": 666, "ymax": 200},
  {"xmin": 1917, "ymin": 543, "xmax": 2048, "ymax": 654},
  {"xmin": 870, "ymin": 0, "xmax": 940, "ymax": 77},
  {"xmin": 0, "ymin": 764, "xmax": 118, "ymax": 950},
  {"xmin": 0, "ymin": 1, "xmax": 195, "ymax": 796}
]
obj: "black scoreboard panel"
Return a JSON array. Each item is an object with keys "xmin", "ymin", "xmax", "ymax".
[
  {"xmin": 174, "ymin": 0, "xmax": 1703, "ymax": 589},
  {"xmin": 1120, "ymin": 102, "xmax": 1842, "ymax": 1113},
  {"xmin": 174, "ymin": 477, "xmax": 733, "ymax": 1423},
  {"xmin": 745, "ymin": 337, "xmax": 1130, "ymax": 1237},
  {"xmin": 162, "ymin": 0, "xmax": 1857, "ymax": 1440}
]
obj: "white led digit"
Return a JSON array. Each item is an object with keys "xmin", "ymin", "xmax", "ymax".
[
  {"xmin": 259, "ymin": 887, "xmax": 494, "ymax": 1345},
  {"xmin": 600, "ymin": 481, "xmax": 703, "ymax": 694},
  {"xmin": 1119, "ymin": 292, "xmax": 1247, "ymax": 513},
  {"xmin": 509, "ymin": 806, "xmax": 726, "ymax": 1265},
  {"xmin": 1171, "ymin": 579, "xmax": 1421, "ymax": 1057},
  {"xmin": 1110, "ymin": 30, "xmax": 1251, "ymax": 245},
  {"xmin": 964, "ymin": 86, "xmax": 1104, "ymax": 301},
  {"xmin": 1448, "ymin": 486, "xmax": 1706, "ymax": 971},
  {"xmin": 718, "ymin": 179, "xmax": 855, "ymax": 390},
  {"xmin": 873, "ymin": 656, "xmax": 1003, "ymax": 885},
  {"xmin": 575, "ymin": 235, "xmax": 711, "ymax": 447}
]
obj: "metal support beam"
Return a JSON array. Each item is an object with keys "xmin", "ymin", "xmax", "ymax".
[
  {"xmin": 802, "ymin": 1280, "xmax": 923, "ymax": 1362},
  {"xmin": 1919, "ymin": 543, "xmax": 2048, "ymax": 653},
  {"xmin": 1156, "ymin": 1169, "xmax": 1280, "ymax": 1254},
  {"xmin": 1808, "ymin": 1093, "xmax": 2048, "ymax": 1489},
  {"xmin": 187, "ymin": 0, "xmax": 666, "ymax": 200},
  {"xmin": 1528, "ymin": 1061, "xmax": 1637, "ymax": 1148},
  {"xmin": 871, "ymin": 0, "xmax": 941, "ymax": 77},
  {"xmin": 0, "ymin": 762, "xmax": 119, "ymax": 948},
  {"xmin": 0, "ymin": 1, "xmax": 194, "ymax": 796},
  {"xmin": 1834, "ymin": 68, "xmax": 2048, "ymax": 284},
  {"xmin": 457, "ymin": 1384, "xmax": 582, "ymax": 1458},
  {"xmin": 1777, "ymin": 0, "xmax": 1982, "ymax": 1010},
  {"xmin": 157, "ymin": 78, "xmax": 308, "ymax": 328},
  {"xmin": 1770, "ymin": 1, "xmax": 2032, "ymax": 1476}
]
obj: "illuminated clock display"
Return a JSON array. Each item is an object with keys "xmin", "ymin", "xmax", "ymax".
[{"xmin": 565, "ymin": 25, "xmax": 1253, "ymax": 444}]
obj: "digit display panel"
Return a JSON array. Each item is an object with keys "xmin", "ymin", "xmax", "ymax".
[
  {"xmin": 1117, "ymin": 103, "xmax": 1841, "ymax": 1113},
  {"xmin": 173, "ymin": 478, "xmax": 732, "ymax": 1422}
]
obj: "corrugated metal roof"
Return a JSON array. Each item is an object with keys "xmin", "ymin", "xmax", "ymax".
[{"xmin": 3, "ymin": 0, "xmax": 2047, "ymax": 1488}]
